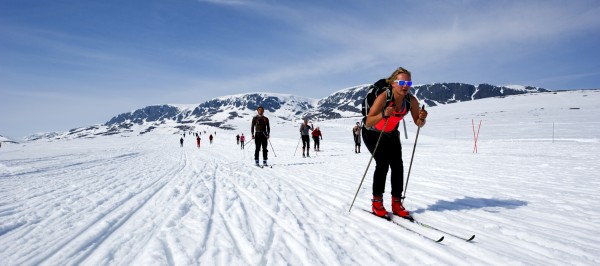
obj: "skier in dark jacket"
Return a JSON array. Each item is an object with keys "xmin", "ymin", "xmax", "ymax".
[
  {"xmin": 251, "ymin": 106, "xmax": 271, "ymax": 166},
  {"xmin": 353, "ymin": 122, "xmax": 361, "ymax": 153},
  {"xmin": 299, "ymin": 119, "xmax": 313, "ymax": 157}
]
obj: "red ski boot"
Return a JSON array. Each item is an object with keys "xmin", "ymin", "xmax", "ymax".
[
  {"xmin": 371, "ymin": 196, "xmax": 388, "ymax": 217},
  {"xmin": 392, "ymin": 196, "xmax": 411, "ymax": 218}
]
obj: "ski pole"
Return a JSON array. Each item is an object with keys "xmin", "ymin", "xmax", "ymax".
[
  {"xmin": 293, "ymin": 136, "xmax": 301, "ymax": 156},
  {"xmin": 349, "ymin": 117, "xmax": 390, "ymax": 213},
  {"xmin": 268, "ymin": 138, "xmax": 277, "ymax": 157},
  {"xmin": 402, "ymin": 105, "xmax": 425, "ymax": 203},
  {"xmin": 402, "ymin": 119, "xmax": 408, "ymax": 139}
]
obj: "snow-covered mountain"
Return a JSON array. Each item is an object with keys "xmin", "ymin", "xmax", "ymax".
[
  {"xmin": 0, "ymin": 134, "xmax": 17, "ymax": 144},
  {"xmin": 26, "ymin": 83, "xmax": 547, "ymax": 141}
]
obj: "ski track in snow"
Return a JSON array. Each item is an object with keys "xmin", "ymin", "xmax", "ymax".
[{"xmin": 1, "ymin": 90, "xmax": 600, "ymax": 265}]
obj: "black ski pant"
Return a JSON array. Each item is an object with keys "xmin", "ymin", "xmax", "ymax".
[
  {"xmin": 362, "ymin": 128, "xmax": 404, "ymax": 198},
  {"xmin": 301, "ymin": 135, "xmax": 310, "ymax": 154},
  {"xmin": 254, "ymin": 133, "xmax": 268, "ymax": 161},
  {"xmin": 313, "ymin": 137, "xmax": 320, "ymax": 150},
  {"xmin": 354, "ymin": 134, "xmax": 361, "ymax": 150}
]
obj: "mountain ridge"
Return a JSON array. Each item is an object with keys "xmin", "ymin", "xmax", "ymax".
[{"xmin": 23, "ymin": 82, "xmax": 548, "ymax": 141}]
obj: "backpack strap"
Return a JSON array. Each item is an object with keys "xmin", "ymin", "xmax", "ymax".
[
  {"xmin": 385, "ymin": 93, "xmax": 412, "ymax": 117},
  {"xmin": 385, "ymin": 89, "xmax": 394, "ymax": 104},
  {"xmin": 381, "ymin": 89, "xmax": 394, "ymax": 116}
]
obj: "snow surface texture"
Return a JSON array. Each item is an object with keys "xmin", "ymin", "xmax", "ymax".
[{"xmin": 1, "ymin": 90, "xmax": 599, "ymax": 265}]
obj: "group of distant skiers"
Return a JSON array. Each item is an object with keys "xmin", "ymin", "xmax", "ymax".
[
  {"xmin": 179, "ymin": 131, "xmax": 215, "ymax": 148},
  {"xmin": 235, "ymin": 133, "xmax": 246, "ymax": 149},
  {"xmin": 300, "ymin": 119, "xmax": 323, "ymax": 157},
  {"xmin": 176, "ymin": 66, "xmax": 428, "ymax": 219},
  {"xmin": 179, "ymin": 106, "xmax": 325, "ymax": 167}
]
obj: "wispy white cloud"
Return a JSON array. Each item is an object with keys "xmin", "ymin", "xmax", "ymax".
[
  {"xmin": 194, "ymin": 1, "xmax": 600, "ymax": 91},
  {"xmin": 110, "ymin": 1, "xmax": 600, "ymax": 93}
]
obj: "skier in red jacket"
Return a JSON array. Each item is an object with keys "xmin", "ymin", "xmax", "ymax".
[{"xmin": 311, "ymin": 127, "xmax": 322, "ymax": 151}]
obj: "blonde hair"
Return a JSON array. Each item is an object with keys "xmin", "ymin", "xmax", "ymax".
[{"xmin": 386, "ymin": 67, "xmax": 412, "ymax": 85}]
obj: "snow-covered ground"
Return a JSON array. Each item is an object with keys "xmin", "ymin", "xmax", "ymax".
[{"xmin": 1, "ymin": 90, "xmax": 599, "ymax": 265}]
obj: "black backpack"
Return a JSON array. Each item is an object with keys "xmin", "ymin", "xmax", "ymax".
[{"xmin": 361, "ymin": 79, "xmax": 393, "ymax": 117}]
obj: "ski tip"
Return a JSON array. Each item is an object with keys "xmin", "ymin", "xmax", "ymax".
[
  {"xmin": 381, "ymin": 211, "xmax": 392, "ymax": 220},
  {"xmin": 467, "ymin": 235, "xmax": 476, "ymax": 242},
  {"xmin": 436, "ymin": 236, "xmax": 445, "ymax": 243},
  {"xmin": 400, "ymin": 215, "xmax": 414, "ymax": 222}
]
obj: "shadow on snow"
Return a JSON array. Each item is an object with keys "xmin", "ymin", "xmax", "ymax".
[{"xmin": 411, "ymin": 196, "xmax": 528, "ymax": 214}]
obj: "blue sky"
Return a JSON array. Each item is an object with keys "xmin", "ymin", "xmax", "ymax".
[{"xmin": 1, "ymin": 0, "xmax": 599, "ymax": 138}]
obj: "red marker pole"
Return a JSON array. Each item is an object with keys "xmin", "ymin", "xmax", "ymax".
[{"xmin": 472, "ymin": 119, "xmax": 482, "ymax": 153}]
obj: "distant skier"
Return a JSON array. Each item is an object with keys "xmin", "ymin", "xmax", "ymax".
[
  {"xmin": 299, "ymin": 119, "xmax": 313, "ymax": 157},
  {"xmin": 312, "ymin": 126, "xmax": 322, "ymax": 151},
  {"xmin": 353, "ymin": 122, "xmax": 361, "ymax": 153},
  {"xmin": 240, "ymin": 133, "xmax": 246, "ymax": 149},
  {"xmin": 251, "ymin": 106, "xmax": 270, "ymax": 166},
  {"xmin": 196, "ymin": 135, "xmax": 201, "ymax": 148},
  {"xmin": 180, "ymin": 137, "xmax": 184, "ymax": 147},
  {"xmin": 236, "ymin": 134, "xmax": 240, "ymax": 145},
  {"xmin": 209, "ymin": 134, "xmax": 213, "ymax": 144}
]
